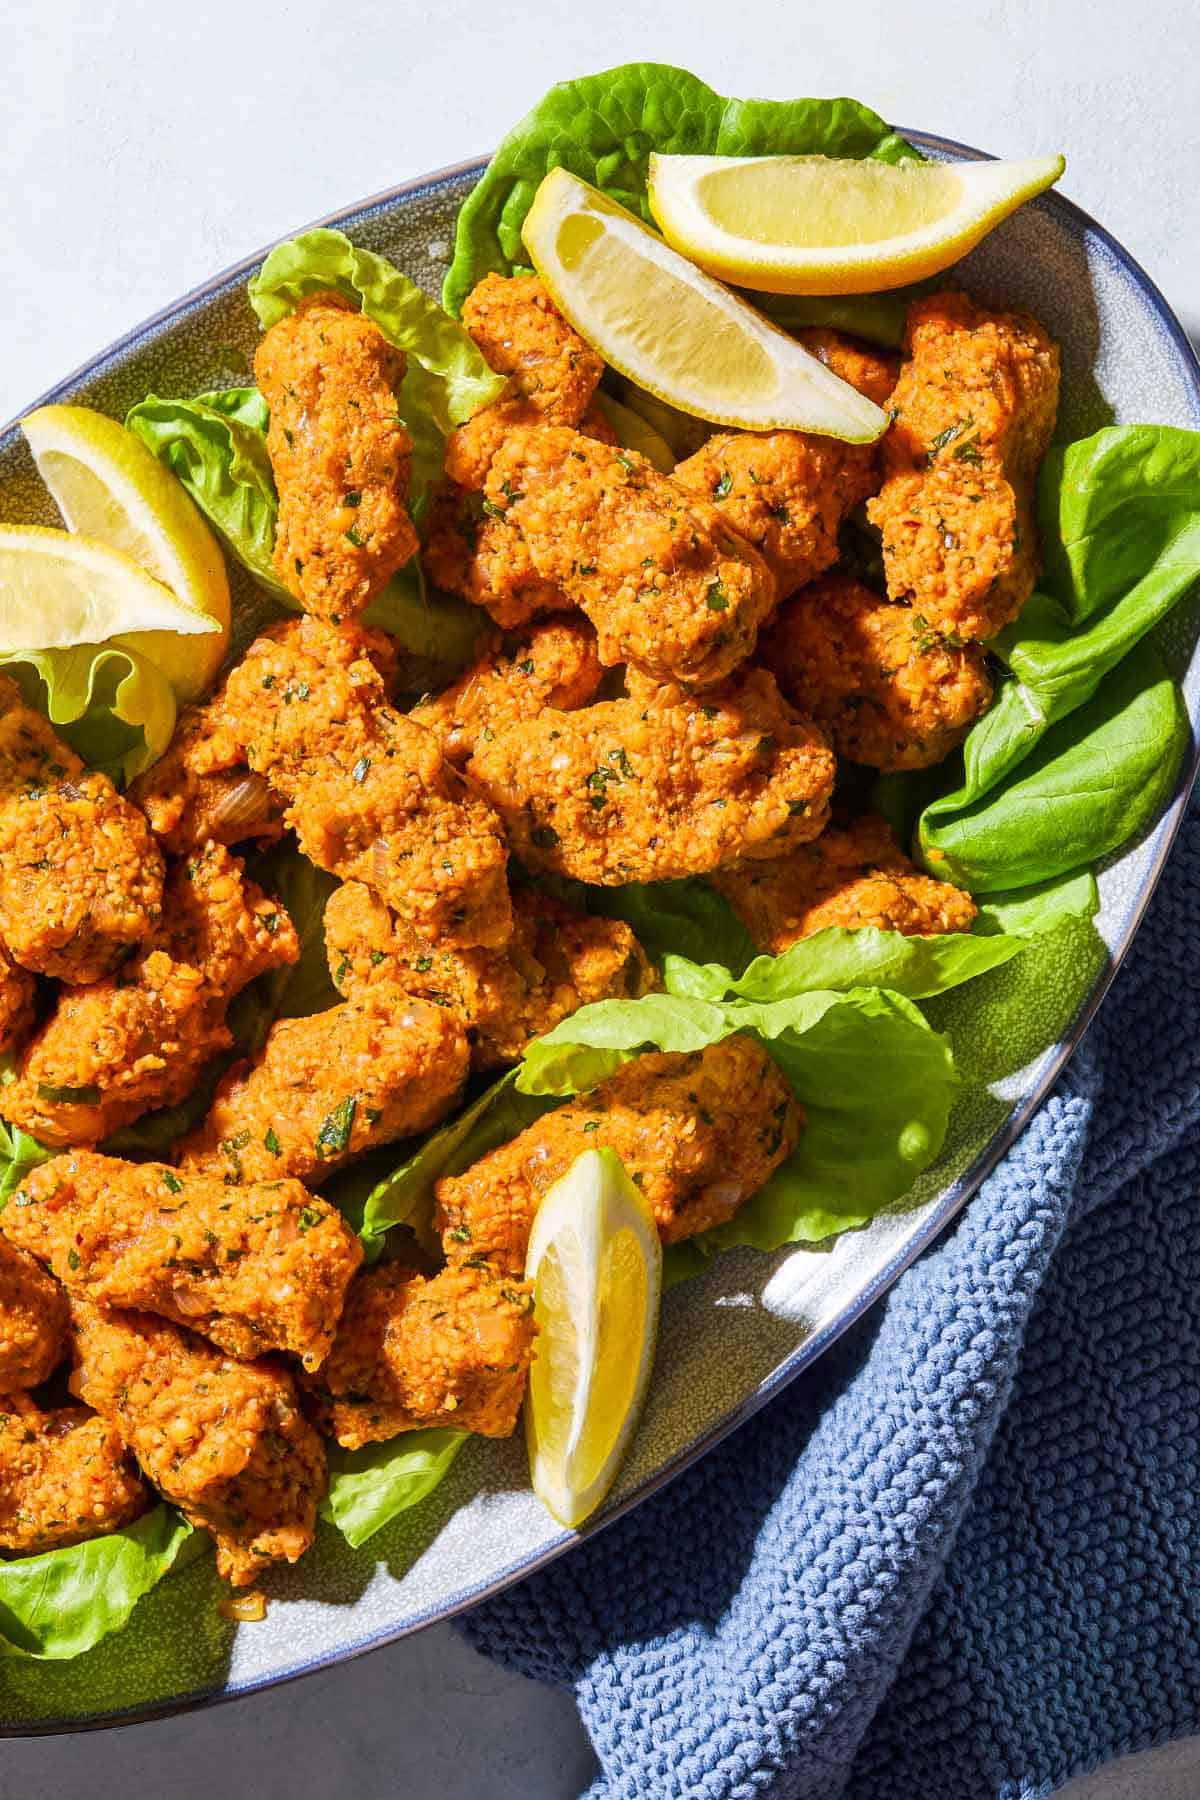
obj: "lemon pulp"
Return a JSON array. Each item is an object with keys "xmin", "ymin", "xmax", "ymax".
[{"xmin": 524, "ymin": 1147, "xmax": 662, "ymax": 1528}]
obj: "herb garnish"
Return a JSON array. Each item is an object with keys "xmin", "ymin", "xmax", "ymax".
[{"xmin": 316, "ymin": 1096, "xmax": 357, "ymax": 1158}]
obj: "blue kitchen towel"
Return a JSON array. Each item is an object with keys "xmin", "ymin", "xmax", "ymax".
[{"xmin": 463, "ymin": 791, "xmax": 1200, "ymax": 1800}]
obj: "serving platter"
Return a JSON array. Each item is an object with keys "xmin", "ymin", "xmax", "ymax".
[{"xmin": 2, "ymin": 132, "xmax": 1198, "ymax": 1732}]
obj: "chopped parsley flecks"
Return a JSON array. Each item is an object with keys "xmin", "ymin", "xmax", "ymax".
[
  {"xmin": 35, "ymin": 1082, "xmax": 100, "ymax": 1106},
  {"xmin": 316, "ymin": 1096, "xmax": 357, "ymax": 1159},
  {"xmin": 927, "ymin": 413, "xmax": 975, "ymax": 459}
]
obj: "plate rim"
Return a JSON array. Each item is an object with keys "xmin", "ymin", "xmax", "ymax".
[{"xmin": 4, "ymin": 129, "xmax": 1199, "ymax": 1737}]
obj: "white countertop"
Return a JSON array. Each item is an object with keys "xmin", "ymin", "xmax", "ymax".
[{"xmin": 4, "ymin": 2, "xmax": 1199, "ymax": 1793}]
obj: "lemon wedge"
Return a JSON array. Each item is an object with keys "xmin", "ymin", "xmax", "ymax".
[
  {"xmin": 524, "ymin": 1146, "xmax": 662, "ymax": 1529},
  {"xmin": 646, "ymin": 152, "xmax": 1066, "ymax": 295},
  {"xmin": 522, "ymin": 168, "xmax": 886, "ymax": 442},
  {"xmin": 0, "ymin": 525, "xmax": 220, "ymax": 688},
  {"xmin": 21, "ymin": 404, "xmax": 230, "ymax": 699}
]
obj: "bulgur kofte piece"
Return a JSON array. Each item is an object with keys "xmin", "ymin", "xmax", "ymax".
[
  {"xmin": 435, "ymin": 1037, "xmax": 802, "ymax": 1277},
  {"xmin": 867, "ymin": 289, "xmax": 1060, "ymax": 641},
  {"xmin": 71, "ymin": 1300, "xmax": 326, "ymax": 1587},
  {"xmin": 308, "ymin": 1261, "xmax": 536, "ymax": 1448},
  {"xmin": 0, "ymin": 1235, "xmax": 69, "ymax": 1392},
  {"xmin": 255, "ymin": 292, "xmax": 418, "ymax": 622},
  {"xmin": 479, "ymin": 426, "xmax": 777, "ymax": 687},
  {"xmin": 0, "ymin": 1392, "xmax": 148, "ymax": 1555},
  {"xmin": 469, "ymin": 668, "xmax": 835, "ymax": 887},
  {"xmin": 177, "ymin": 988, "xmax": 469, "ymax": 1188},
  {"xmin": 0, "ymin": 674, "xmax": 164, "ymax": 984},
  {"xmin": 758, "ymin": 572, "xmax": 993, "ymax": 770},
  {"xmin": 409, "ymin": 616, "xmax": 604, "ymax": 767},
  {"xmin": 210, "ymin": 616, "xmax": 513, "ymax": 950},
  {"xmin": 3, "ymin": 843, "xmax": 298, "ymax": 1147},
  {"xmin": 5, "ymin": 1152, "xmax": 362, "ymax": 1372},
  {"xmin": 712, "ymin": 814, "xmax": 978, "ymax": 952},
  {"xmin": 443, "ymin": 273, "xmax": 604, "ymax": 491}
]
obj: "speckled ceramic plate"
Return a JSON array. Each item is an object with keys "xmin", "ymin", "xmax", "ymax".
[{"xmin": 2, "ymin": 133, "xmax": 1198, "ymax": 1734}]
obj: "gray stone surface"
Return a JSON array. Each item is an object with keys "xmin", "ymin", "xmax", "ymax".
[{"xmin": 3, "ymin": 1628, "xmax": 598, "ymax": 1798}]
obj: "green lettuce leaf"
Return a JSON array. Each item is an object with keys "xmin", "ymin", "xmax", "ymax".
[
  {"xmin": 0, "ymin": 1506, "xmax": 194, "ymax": 1660},
  {"xmin": 922, "ymin": 575, "xmax": 1198, "ymax": 832},
  {"xmin": 321, "ymin": 1430, "xmax": 467, "ymax": 1549},
  {"xmin": 1040, "ymin": 423, "xmax": 1200, "ymax": 625},
  {"xmin": 358, "ymin": 556, "xmax": 485, "ymax": 683},
  {"xmin": 127, "ymin": 389, "xmax": 283, "ymax": 596},
  {"xmin": 696, "ymin": 988, "xmax": 957, "ymax": 1256},
  {"xmin": 973, "ymin": 872, "xmax": 1101, "ymax": 937},
  {"xmin": 444, "ymin": 63, "xmax": 917, "ymax": 313},
  {"xmin": 587, "ymin": 877, "xmax": 757, "ymax": 976},
  {"xmin": 391, "ymin": 360, "xmax": 460, "ymax": 517},
  {"xmin": 249, "ymin": 228, "xmax": 506, "ymax": 425},
  {"xmin": 919, "ymin": 639, "xmax": 1189, "ymax": 892},
  {"xmin": 359, "ymin": 1070, "xmax": 560, "ymax": 1256},
  {"xmin": 748, "ymin": 282, "xmax": 935, "ymax": 349},
  {"xmin": 127, "ymin": 388, "xmax": 484, "ymax": 679},
  {"xmin": 0, "ymin": 1120, "xmax": 55, "ymax": 1206},
  {"xmin": 0, "ymin": 644, "xmax": 176, "ymax": 783},
  {"xmin": 515, "ymin": 980, "xmax": 956, "ymax": 1263},
  {"xmin": 101, "ymin": 1082, "xmax": 221, "ymax": 1161},
  {"xmin": 917, "ymin": 424, "xmax": 1200, "ymax": 886},
  {"xmin": 680, "ymin": 866, "xmax": 1097, "ymax": 1004},
  {"xmin": 228, "ymin": 843, "xmax": 341, "ymax": 1057}
]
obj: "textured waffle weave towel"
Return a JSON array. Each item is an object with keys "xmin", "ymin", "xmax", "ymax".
[{"xmin": 463, "ymin": 792, "xmax": 1200, "ymax": 1799}]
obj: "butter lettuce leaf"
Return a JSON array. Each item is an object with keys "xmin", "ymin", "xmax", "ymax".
[
  {"xmin": 0, "ymin": 1506, "xmax": 194, "ymax": 1661},
  {"xmin": 321, "ymin": 1430, "xmax": 467, "ymax": 1549},
  {"xmin": 1040, "ymin": 422, "xmax": 1200, "ymax": 625},
  {"xmin": 587, "ymin": 877, "xmax": 757, "ymax": 976},
  {"xmin": 0, "ymin": 643, "xmax": 176, "ymax": 784},
  {"xmin": 0, "ymin": 1120, "xmax": 55, "ymax": 1206},
  {"xmin": 698, "ymin": 987, "xmax": 957, "ymax": 1256},
  {"xmin": 516, "ymin": 979, "xmax": 956, "ymax": 1259},
  {"xmin": 127, "ymin": 388, "xmax": 483, "ymax": 679},
  {"xmin": 127, "ymin": 389, "xmax": 282, "ymax": 596},
  {"xmin": 249, "ymin": 227, "xmax": 506, "ymax": 429},
  {"xmin": 359, "ymin": 1070, "xmax": 560, "ymax": 1257},
  {"xmin": 678, "ymin": 866, "xmax": 1098, "ymax": 1004},
  {"xmin": 444, "ymin": 63, "xmax": 917, "ymax": 313}
]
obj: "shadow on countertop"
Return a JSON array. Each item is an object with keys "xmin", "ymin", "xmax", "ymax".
[{"xmin": 3, "ymin": 1621, "xmax": 598, "ymax": 1800}]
